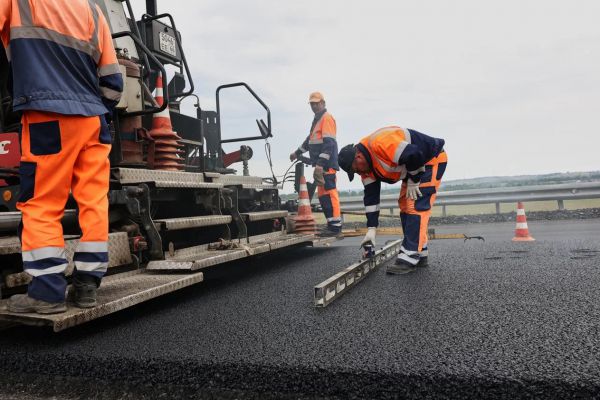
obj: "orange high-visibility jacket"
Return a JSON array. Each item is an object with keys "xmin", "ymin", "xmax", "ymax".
[
  {"xmin": 357, "ymin": 126, "xmax": 444, "ymax": 184},
  {"xmin": 296, "ymin": 110, "xmax": 338, "ymax": 170},
  {"xmin": 0, "ymin": 0, "xmax": 123, "ymax": 116}
]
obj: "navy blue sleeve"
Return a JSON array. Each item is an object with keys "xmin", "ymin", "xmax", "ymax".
[
  {"xmin": 317, "ymin": 137, "xmax": 337, "ymax": 167},
  {"xmin": 398, "ymin": 143, "xmax": 426, "ymax": 182},
  {"xmin": 295, "ymin": 135, "xmax": 309, "ymax": 155},
  {"xmin": 363, "ymin": 177, "xmax": 381, "ymax": 228}
]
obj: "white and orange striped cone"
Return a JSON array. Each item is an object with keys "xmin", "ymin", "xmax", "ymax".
[
  {"xmin": 149, "ymin": 72, "xmax": 184, "ymax": 170},
  {"xmin": 512, "ymin": 202, "xmax": 535, "ymax": 242},
  {"xmin": 290, "ymin": 175, "xmax": 317, "ymax": 234}
]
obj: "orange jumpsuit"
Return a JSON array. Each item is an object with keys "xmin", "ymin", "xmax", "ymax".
[
  {"xmin": 358, "ymin": 126, "xmax": 447, "ymax": 266},
  {"xmin": 0, "ymin": 0, "xmax": 123, "ymax": 302}
]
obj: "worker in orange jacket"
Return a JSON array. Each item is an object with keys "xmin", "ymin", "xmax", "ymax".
[
  {"xmin": 1, "ymin": 0, "xmax": 123, "ymax": 313},
  {"xmin": 338, "ymin": 126, "xmax": 447, "ymax": 274},
  {"xmin": 290, "ymin": 92, "xmax": 342, "ymax": 237}
]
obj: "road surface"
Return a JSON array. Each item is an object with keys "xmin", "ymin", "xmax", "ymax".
[{"xmin": 1, "ymin": 219, "xmax": 599, "ymax": 399}]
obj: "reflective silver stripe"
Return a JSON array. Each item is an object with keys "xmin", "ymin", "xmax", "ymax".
[
  {"xmin": 98, "ymin": 63, "xmax": 121, "ymax": 77},
  {"xmin": 400, "ymin": 245, "xmax": 418, "ymax": 256},
  {"xmin": 308, "ymin": 138, "xmax": 323, "ymax": 144},
  {"xmin": 373, "ymin": 153, "xmax": 405, "ymax": 173},
  {"xmin": 319, "ymin": 153, "xmax": 330, "ymax": 160},
  {"xmin": 74, "ymin": 260, "xmax": 108, "ymax": 273},
  {"xmin": 25, "ymin": 263, "xmax": 69, "ymax": 277},
  {"xmin": 365, "ymin": 204, "xmax": 380, "ymax": 213},
  {"xmin": 397, "ymin": 252, "xmax": 419, "ymax": 265},
  {"xmin": 327, "ymin": 217, "xmax": 342, "ymax": 222},
  {"xmin": 76, "ymin": 241, "xmax": 108, "ymax": 253},
  {"xmin": 408, "ymin": 166, "xmax": 426, "ymax": 175},
  {"xmin": 87, "ymin": 1, "xmax": 99, "ymax": 49},
  {"xmin": 322, "ymin": 132, "xmax": 336, "ymax": 138},
  {"xmin": 298, "ymin": 146, "xmax": 307, "ymax": 153},
  {"xmin": 4, "ymin": 46, "xmax": 10, "ymax": 61},
  {"xmin": 22, "ymin": 247, "xmax": 66, "ymax": 262},
  {"xmin": 393, "ymin": 141, "xmax": 409, "ymax": 163},
  {"xmin": 10, "ymin": 27, "xmax": 101, "ymax": 62},
  {"xmin": 362, "ymin": 177, "xmax": 376, "ymax": 185},
  {"xmin": 17, "ymin": 0, "xmax": 33, "ymax": 26},
  {"xmin": 100, "ymin": 86, "xmax": 122, "ymax": 101}
]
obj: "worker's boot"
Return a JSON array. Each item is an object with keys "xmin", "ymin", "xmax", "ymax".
[
  {"xmin": 317, "ymin": 226, "xmax": 344, "ymax": 239},
  {"xmin": 72, "ymin": 274, "xmax": 99, "ymax": 308},
  {"xmin": 7, "ymin": 294, "xmax": 67, "ymax": 314},
  {"xmin": 417, "ymin": 256, "xmax": 429, "ymax": 268},
  {"xmin": 386, "ymin": 258, "xmax": 417, "ymax": 275}
]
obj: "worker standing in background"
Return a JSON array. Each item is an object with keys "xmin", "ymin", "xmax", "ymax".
[
  {"xmin": 290, "ymin": 92, "xmax": 342, "ymax": 237},
  {"xmin": 337, "ymin": 126, "xmax": 447, "ymax": 274},
  {"xmin": 0, "ymin": 0, "xmax": 123, "ymax": 313}
]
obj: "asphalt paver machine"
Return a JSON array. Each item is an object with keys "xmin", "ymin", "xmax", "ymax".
[{"xmin": 0, "ymin": 0, "xmax": 333, "ymax": 331}]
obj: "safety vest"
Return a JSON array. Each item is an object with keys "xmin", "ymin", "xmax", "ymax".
[
  {"xmin": 306, "ymin": 111, "xmax": 338, "ymax": 170},
  {"xmin": 358, "ymin": 126, "xmax": 411, "ymax": 183},
  {"xmin": 0, "ymin": 0, "xmax": 123, "ymax": 116},
  {"xmin": 358, "ymin": 126, "xmax": 444, "ymax": 184}
]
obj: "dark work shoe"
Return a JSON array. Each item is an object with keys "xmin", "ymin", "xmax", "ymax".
[
  {"xmin": 417, "ymin": 256, "xmax": 429, "ymax": 268},
  {"xmin": 7, "ymin": 294, "xmax": 67, "ymax": 314},
  {"xmin": 72, "ymin": 280, "xmax": 97, "ymax": 308},
  {"xmin": 386, "ymin": 258, "xmax": 417, "ymax": 275},
  {"xmin": 317, "ymin": 227, "xmax": 344, "ymax": 239}
]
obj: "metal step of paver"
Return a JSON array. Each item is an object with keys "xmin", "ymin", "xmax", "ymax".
[
  {"xmin": 241, "ymin": 210, "xmax": 288, "ymax": 222},
  {"xmin": 113, "ymin": 168, "xmax": 223, "ymax": 189},
  {"xmin": 0, "ymin": 269, "xmax": 204, "ymax": 332},
  {"xmin": 146, "ymin": 232, "xmax": 323, "ymax": 271},
  {"xmin": 153, "ymin": 215, "xmax": 232, "ymax": 231}
]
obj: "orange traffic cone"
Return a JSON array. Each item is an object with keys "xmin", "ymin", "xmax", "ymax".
[
  {"xmin": 149, "ymin": 73, "xmax": 184, "ymax": 170},
  {"xmin": 512, "ymin": 202, "xmax": 535, "ymax": 242},
  {"xmin": 290, "ymin": 175, "xmax": 317, "ymax": 234}
]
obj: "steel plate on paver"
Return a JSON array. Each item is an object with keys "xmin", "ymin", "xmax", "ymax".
[
  {"xmin": 242, "ymin": 210, "xmax": 288, "ymax": 221},
  {"xmin": 154, "ymin": 215, "xmax": 232, "ymax": 230},
  {"xmin": 0, "ymin": 236, "xmax": 20, "ymax": 255},
  {"xmin": 113, "ymin": 168, "xmax": 222, "ymax": 188},
  {"xmin": 269, "ymin": 233, "xmax": 316, "ymax": 250},
  {"xmin": 4, "ymin": 232, "xmax": 132, "ymax": 288},
  {"xmin": 147, "ymin": 232, "xmax": 316, "ymax": 271},
  {"xmin": 0, "ymin": 269, "xmax": 204, "ymax": 332}
]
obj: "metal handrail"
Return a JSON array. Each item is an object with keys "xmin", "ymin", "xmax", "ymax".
[{"xmin": 317, "ymin": 182, "xmax": 600, "ymax": 211}]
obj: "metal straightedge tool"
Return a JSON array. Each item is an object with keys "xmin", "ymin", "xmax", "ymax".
[{"xmin": 313, "ymin": 239, "xmax": 402, "ymax": 307}]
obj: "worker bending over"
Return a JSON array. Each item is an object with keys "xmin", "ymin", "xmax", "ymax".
[
  {"xmin": 338, "ymin": 126, "xmax": 447, "ymax": 274},
  {"xmin": 290, "ymin": 92, "xmax": 342, "ymax": 237},
  {"xmin": 0, "ymin": 0, "xmax": 123, "ymax": 313}
]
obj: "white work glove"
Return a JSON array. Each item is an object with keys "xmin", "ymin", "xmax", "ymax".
[
  {"xmin": 360, "ymin": 227, "xmax": 377, "ymax": 247},
  {"xmin": 406, "ymin": 179, "xmax": 422, "ymax": 201},
  {"xmin": 313, "ymin": 165, "xmax": 325, "ymax": 186},
  {"xmin": 289, "ymin": 151, "xmax": 298, "ymax": 162}
]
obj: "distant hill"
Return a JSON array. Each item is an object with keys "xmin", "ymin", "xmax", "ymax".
[{"xmin": 344, "ymin": 171, "xmax": 600, "ymax": 197}]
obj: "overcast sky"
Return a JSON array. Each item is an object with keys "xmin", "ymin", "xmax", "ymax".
[{"xmin": 133, "ymin": 0, "xmax": 599, "ymax": 191}]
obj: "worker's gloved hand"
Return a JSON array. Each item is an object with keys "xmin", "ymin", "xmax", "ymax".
[
  {"xmin": 406, "ymin": 178, "xmax": 422, "ymax": 200},
  {"xmin": 360, "ymin": 227, "xmax": 377, "ymax": 247},
  {"xmin": 313, "ymin": 165, "xmax": 325, "ymax": 186},
  {"xmin": 290, "ymin": 152, "xmax": 298, "ymax": 162}
]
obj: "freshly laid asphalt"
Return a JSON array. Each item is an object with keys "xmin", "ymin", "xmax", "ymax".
[{"xmin": 1, "ymin": 219, "xmax": 600, "ymax": 399}]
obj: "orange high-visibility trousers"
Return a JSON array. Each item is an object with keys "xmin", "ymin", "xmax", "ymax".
[
  {"xmin": 317, "ymin": 168, "xmax": 342, "ymax": 232},
  {"xmin": 17, "ymin": 111, "xmax": 111, "ymax": 303},
  {"xmin": 397, "ymin": 151, "xmax": 448, "ymax": 265}
]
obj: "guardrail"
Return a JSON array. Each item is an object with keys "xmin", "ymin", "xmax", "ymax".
[{"xmin": 314, "ymin": 182, "xmax": 600, "ymax": 216}]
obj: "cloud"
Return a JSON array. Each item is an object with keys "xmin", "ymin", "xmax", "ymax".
[{"xmin": 131, "ymin": 0, "xmax": 600, "ymax": 191}]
